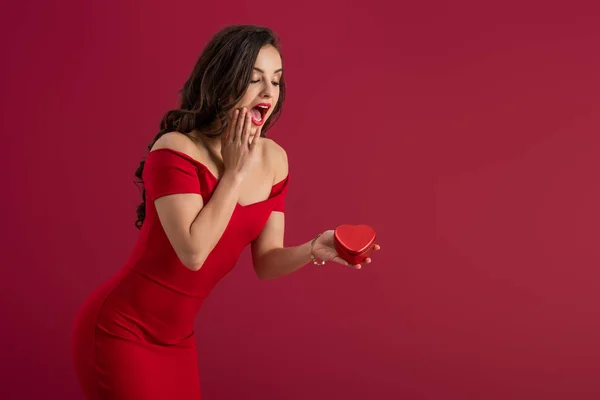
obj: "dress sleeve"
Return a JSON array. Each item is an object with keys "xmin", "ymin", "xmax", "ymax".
[
  {"xmin": 142, "ymin": 149, "xmax": 201, "ymax": 201},
  {"xmin": 270, "ymin": 174, "xmax": 289, "ymax": 213}
]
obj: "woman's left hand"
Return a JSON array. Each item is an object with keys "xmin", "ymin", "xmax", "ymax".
[{"xmin": 311, "ymin": 230, "xmax": 381, "ymax": 269}]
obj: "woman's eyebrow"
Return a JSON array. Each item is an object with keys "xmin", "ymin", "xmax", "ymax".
[{"xmin": 253, "ymin": 67, "xmax": 283, "ymax": 74}]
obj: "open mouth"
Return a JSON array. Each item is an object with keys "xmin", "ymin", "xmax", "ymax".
[{"xmin": 250, "ymin": 103, "xmax": 270, "ymax": 125}]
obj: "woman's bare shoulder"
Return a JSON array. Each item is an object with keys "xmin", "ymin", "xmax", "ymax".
[
  {"xmin": 263, "ymin": 137, "xmax": 288, "ymax": 181},
  {"xmin": 150, "ymin": 131, "xmax": 199, "ymax": 157}
]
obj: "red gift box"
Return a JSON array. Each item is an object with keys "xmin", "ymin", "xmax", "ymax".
[{"xmin": 333, "ymin": 224, "xmax": 377, "ymax": 265}]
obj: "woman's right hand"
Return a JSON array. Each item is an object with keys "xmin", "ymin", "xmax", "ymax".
[{"xmin": 221, "ymin": 107, "xmax": 261, "ymax": 181}]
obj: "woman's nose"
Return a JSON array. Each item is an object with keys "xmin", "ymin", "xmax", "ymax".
[{"xmin": 260, "ymin": 83, "xmax": 274, "ymax": 98}]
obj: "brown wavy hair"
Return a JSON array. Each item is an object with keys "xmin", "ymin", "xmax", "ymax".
[{"xmin": 134, "ymin": 25, "xmax": 286, "ymax": 229}]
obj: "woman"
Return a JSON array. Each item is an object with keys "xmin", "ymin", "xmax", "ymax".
[{"xmin": 72, "ymin": 24, "xmax": 380, "ymax": 399}]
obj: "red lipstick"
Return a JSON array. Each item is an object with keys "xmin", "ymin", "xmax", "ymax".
[{"xmin": 250, "ymin": 103, "xmax": 271, "ymax": 126}]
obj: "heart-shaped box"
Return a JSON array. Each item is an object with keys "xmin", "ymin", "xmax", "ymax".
[{"xmin": 333, "ymin": 224, "xmax": 377, "ymax": 265}]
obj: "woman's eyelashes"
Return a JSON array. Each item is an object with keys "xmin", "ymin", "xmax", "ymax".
[{"xmin": 250, "ymin": 78, "xmax": 280, "ymax": 86}]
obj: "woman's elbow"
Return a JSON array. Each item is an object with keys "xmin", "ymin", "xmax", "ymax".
[{"xmin": 253, "ymin": 263, "xmax": 275, "ymax": 280}]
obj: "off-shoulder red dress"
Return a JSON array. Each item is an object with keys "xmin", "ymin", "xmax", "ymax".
[{"xmin": 72, "ymin": 148, "xmax": 289, "ymax": 399}]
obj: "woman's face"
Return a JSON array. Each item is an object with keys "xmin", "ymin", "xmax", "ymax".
[{"xmin": 233, "ymin": 45, "xmax": 282, "ymax": 136}]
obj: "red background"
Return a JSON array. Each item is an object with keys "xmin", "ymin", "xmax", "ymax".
[{"xmin": 2, "ymin": 1, "xmax": 600, "ymax": 399}]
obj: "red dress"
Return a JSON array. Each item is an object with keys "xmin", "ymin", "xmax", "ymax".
[{"xmin": 72, "ymin": 148, "xmax": 289, "ymax": 399}]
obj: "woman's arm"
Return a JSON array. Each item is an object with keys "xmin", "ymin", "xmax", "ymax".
[
  {"xmin": 155, "ymin": 171, "xmax": 243, "ymax": 271},
  {"xmin": 153, "ymin": 133, "xmax": 244, "ymax": 271},
  {"xmin": 250, "ymin": 213, "xmax": 315, "ymax": 280},
  {"xmin": 251, "ymin": 140, "xmax": 379, "ymax": 279},
  {"xmin": 251, "ymin": 218, "xmax": 367, "ymax": 280},
  {"xmin": 250, "ymin": 140, "xmax": 310, "ymax": 279}
]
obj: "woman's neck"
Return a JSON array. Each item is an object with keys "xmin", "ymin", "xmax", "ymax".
[{"xmin": 191, "ymin": 128, "xmax": 223, "ymax": 161}]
